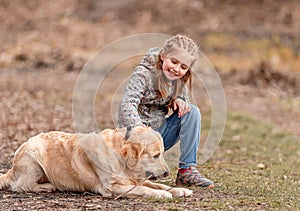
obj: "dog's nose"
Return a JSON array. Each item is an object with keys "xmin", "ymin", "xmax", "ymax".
[{"xmin": 163, "ymin": 171, "xmax": 169, "ymax": 177}]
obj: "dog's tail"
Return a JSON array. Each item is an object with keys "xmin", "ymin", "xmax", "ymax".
[{"xmin": 0, "ymin": 169, "xmax": 13, "ymax": 190}]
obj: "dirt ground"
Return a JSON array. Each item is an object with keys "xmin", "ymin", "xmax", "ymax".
[{"xmin": 1, "ymin": 0, "xmax": 300, "ymax": 210}]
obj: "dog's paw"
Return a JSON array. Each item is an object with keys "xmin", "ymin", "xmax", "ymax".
[
  {"xmin": 168, "ymin": 187, "xmax": 193, "ymax": 197},
  {"xmin": 146, "ymin": 190, "xmax": 173, "ymax": 198},
  {"xmin": 32, "ymin": 183, "xmax": 56, "ymax": 192}
]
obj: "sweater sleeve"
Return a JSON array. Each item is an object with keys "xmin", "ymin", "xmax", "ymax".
[{"xmin": 118, "ymin": 66, "xmax": 150, "ymax": 128}]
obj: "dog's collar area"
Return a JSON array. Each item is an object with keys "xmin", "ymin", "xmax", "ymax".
[{"xmin": 125, "ymin": 126, "xmax": 132, "ymax": 140}]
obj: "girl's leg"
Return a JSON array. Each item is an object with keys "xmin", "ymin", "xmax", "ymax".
[
  {"xmin": 156, "ymin": 104, "xmax": 201, "ymax": 169},
  {"xmin": 157, "ymin": 104, "xmax": 214, "ymax": 188}
]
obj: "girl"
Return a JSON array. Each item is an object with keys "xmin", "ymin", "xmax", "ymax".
[{"xmin": 118, "ymin": 34, "xmax": 213, "ymax": 188}]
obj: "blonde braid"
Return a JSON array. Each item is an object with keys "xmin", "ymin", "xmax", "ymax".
[{"xmin": 163, "ymin": 34, "xmax": 199, "ymax": 63}]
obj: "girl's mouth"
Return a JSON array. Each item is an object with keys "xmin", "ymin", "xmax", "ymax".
[{"xmin": 168, "ymin": 69, "xmax": 179, "ymax": 76}]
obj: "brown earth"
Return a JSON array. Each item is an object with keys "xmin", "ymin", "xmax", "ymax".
[{"xmin": 0, "ymin": 0, "xmax": 300, "ymax": 210}]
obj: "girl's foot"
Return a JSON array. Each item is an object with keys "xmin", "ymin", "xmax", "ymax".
[{"xmin": 175, "ymin": 167, "xmax": 214, "ymax": 188}]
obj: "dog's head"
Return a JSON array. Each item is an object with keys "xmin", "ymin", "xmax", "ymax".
[{"xmin": 120, "ymin": 126, "xmax": 169, "ymax": 180}]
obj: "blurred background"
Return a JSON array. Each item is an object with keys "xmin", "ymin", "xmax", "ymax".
[{"xmin": 1, "ymin": 0, "xmax": 300, "ymax": 73}]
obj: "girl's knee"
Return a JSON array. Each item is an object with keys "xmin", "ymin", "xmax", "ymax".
[
  {"xmin": 189, "ymin": 104, "xmax": 201, "ymax": 120},
  {"xmin": 182, "ymin": 104, "xmax": 200, "ymax": 123}
]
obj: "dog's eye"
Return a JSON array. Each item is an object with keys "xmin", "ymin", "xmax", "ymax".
[{"xmin": 153, "ymin": 154, "xmax": 160, "ymax": 159}]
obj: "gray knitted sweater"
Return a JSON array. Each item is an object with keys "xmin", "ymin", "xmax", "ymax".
[{"xmin": 118, "ymin": 48, "xmax": 189, "ymax": 130}]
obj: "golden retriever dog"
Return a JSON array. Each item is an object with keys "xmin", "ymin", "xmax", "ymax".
[{"xmin": 0, "ymin": 126, "xmax": 192, "ymax": 198}]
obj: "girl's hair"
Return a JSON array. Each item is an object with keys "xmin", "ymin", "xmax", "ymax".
[{"xmin": 155, "ymin": 34, "xmax": 199, "ymax": 106}]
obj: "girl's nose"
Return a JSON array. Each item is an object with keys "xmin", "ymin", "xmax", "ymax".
[{"xmin": 174, "ymin": 64, "xmax": 180, "ymax": 72}]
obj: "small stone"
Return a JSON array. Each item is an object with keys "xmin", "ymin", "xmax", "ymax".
[
  {"xmin": 225, "ymin": 149, "xmax": 233, "ymax": 154},
  {"xmin": 257, "ymin": 163, "xmax": 266, "ymax": 169},
  {"xmin": 232, "ymin": 135, "xmax": 242, "ymax": 141},
  {"xmin": 240, "ymin": 147, "xmax": 247, "ymax": 152},
  {"xmin": 230, "ymin": 123, "xmax": 239, "ymax": 130}
]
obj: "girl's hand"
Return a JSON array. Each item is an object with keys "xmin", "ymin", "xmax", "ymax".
[{"xmin": 173, "ymin": 98, "xmax": 191, "ymax": 117}]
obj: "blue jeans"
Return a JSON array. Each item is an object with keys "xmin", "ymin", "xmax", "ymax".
[{"xmin": 156, "ymin": 104, "xmax": 201, "ymax": 169}]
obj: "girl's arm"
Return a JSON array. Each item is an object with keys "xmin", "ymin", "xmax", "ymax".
[
  {"xmin": 118, "ymin": 66, "xmax": 150, "ymax": 128},
  {"xmin": 174, "ymin": 85, "xmax": 191, "ymax": 117}
]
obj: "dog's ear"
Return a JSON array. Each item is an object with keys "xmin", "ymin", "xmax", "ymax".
[{"xmin": 121, "ymin": 143, "xmax": 144, "ymax": 168}]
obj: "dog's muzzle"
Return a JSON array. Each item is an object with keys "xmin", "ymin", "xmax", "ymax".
[{"xmin": 146, "ymin": 170, "xmax": 169, "ymax": 180}]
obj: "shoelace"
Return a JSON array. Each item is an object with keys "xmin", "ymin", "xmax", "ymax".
[{"xmin": 190, "ymin": 167, "xmax": 204, "ymax": 178}]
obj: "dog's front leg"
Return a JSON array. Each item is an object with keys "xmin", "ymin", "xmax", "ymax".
[
  {"xmin": 111, "ymin": 184, "xmax": 172, "ymax": 199},
  {"xmin": 142, "ymin": 180, "xmax": 193, "ymax": 197}
]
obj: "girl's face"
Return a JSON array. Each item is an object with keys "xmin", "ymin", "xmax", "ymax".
[{"xmin": 160, "ymin": 47, "xmax": 194, "ymax": 80}]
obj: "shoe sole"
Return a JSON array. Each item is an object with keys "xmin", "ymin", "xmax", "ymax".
[{"xmin": 176, "ymin": 182, "xmax": 214, "ymax": 188}]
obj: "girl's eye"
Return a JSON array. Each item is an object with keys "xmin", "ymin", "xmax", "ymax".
[
  {"xmin": 181, "ymin": 65, "xmax": 188, "ymax": 70},
  {"xmin": 171, "ymin": 59, "xmax": 177, "ymax": 64}
]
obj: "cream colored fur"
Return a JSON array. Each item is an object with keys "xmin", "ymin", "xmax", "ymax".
[{"xmin": 0, "ymin": 126, "xmax": 192, "ymax": 198}]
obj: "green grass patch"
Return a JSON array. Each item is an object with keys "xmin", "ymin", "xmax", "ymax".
[
  {"xmin": 200, "ymin": 111, "xmax": 300, "ymax": 209},
  {"xmin": 160, "ymin": 111, "xmax": 300, "ymax": 209}
]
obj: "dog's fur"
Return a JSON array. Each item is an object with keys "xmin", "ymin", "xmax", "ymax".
[{"xmin": 0, "ymin": 126, "xmax": 192, "ymax": 198}]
